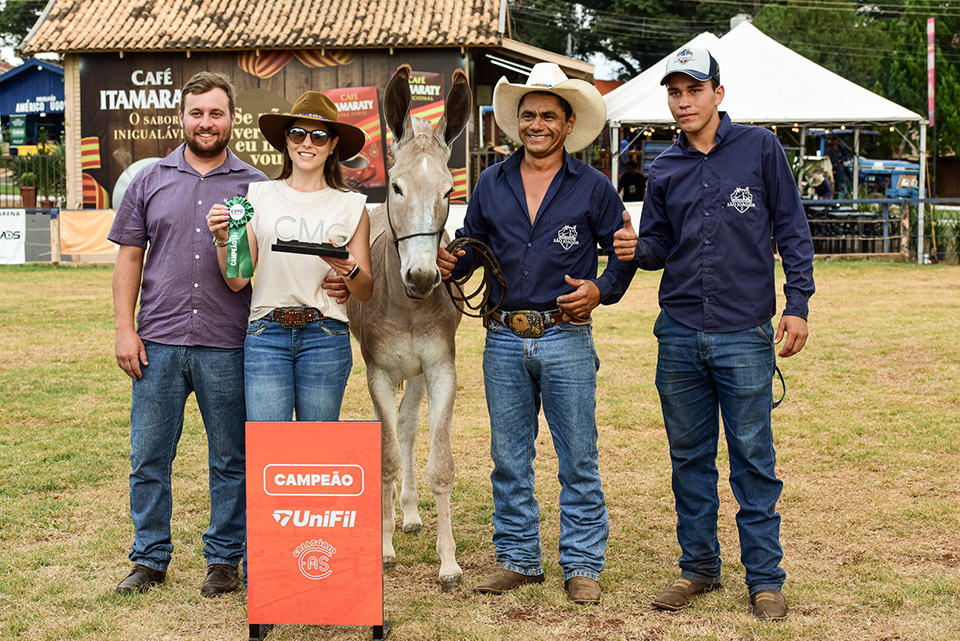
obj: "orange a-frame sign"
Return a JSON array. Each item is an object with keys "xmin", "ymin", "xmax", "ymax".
[{"xmin": 246, "ymin": 421, "xmax": 382, "ymax": 626}]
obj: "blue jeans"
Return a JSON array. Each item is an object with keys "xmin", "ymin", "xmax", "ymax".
[
  {"xmin": 243, "ymin": 317, "xmax": 352, "ymax": 421},
  {"xmin": 129, "ymin": 342, "xmax": 246, "ymax": 571},
  {"xmin": 653, "ymin": 310, "xmax": 785, "ymax": 594},
  {"xmin": 483, "ymin": 321, "xmax": 608, "ymax": 582}
]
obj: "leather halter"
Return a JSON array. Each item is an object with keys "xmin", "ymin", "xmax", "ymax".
[{"xmin": 385, "ymin": 186, "xmax": 450, "ymax": 248}]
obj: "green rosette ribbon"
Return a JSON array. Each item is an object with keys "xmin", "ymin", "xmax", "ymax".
[{"xmin": 225, "ymin": 196, "xmax": 254, "ymax": 278}]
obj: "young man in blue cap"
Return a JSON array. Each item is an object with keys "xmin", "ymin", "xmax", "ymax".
[{"xmin": 614, "ymin": 47, "xmax": 815, "ymax": 620}]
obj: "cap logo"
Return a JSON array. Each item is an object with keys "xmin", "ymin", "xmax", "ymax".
[{"xmin": 675, "ymin": 48, "xmax": 694, "ymax": 66}]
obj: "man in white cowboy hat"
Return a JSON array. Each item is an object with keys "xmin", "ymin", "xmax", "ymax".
[
  {"xmin": 438, "ymin": 62, "xmax": 635, "ymax": 604},
  {"xmin": 613, "ymin": 46, "xmax": 814, "ymax": 620}
]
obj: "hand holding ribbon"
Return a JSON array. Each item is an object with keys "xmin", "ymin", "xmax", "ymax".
[{"xmin": 224, "ymin": 196, "xmax": 255, "ymax": 278}]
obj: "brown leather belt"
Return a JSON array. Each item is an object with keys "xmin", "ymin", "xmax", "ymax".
[
  {"xmin": 263, "ymin": 306, "xmax": 324, "ymax": 328},
  {"xmin": 488, "ymin": 309, "xmax": 589, "ymax": 338}
]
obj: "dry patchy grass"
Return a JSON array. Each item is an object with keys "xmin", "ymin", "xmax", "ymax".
[{"xmin": 0, "ymin": 260, "xmax": 958, "ymax": 640}]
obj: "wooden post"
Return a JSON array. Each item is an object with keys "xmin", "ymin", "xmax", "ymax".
[
  {"xmin": 64, "ymin": 54, "xmax": 83, "ymax": 209},
  {"xmin": 49, "ymin": 210, "xmax": 61, "ymax": 264}
]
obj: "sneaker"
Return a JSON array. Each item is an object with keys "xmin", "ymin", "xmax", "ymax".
[{"xmin": 652, "ymin": 576, "xmax": 721, "ymax": 611}]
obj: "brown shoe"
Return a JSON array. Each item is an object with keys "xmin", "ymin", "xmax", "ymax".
[
  {"xmin": 475, "ymin": 569, "xmax": 544, "ymax": 594},
  {"xmin": 116, "ymin": 564, "xmax": 166, "ymax": 594},
  {"xmin": 652, "ymin": 577, "xmax": 721, "ymax": 611},
  {"xmin": 565, "ymin": 577, "xmax": 601, "ymax": 604},
  {"xmin": 200, "ymin": 563, "xmax": 239, "ymax": 597},
  {"xmin": 751, "ymin": 589, "xmax": 787, "ymax": 621}
]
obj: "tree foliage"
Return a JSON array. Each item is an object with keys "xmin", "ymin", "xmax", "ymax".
[
  {"xmin": 511, "ymin": 0, "xmax": 756, "ymax": 77},
  {"xmin": 509, "ymin": 0, "xmax": 960, "ymax": 156},
  {"xmin": 0, "ymin": 0, "xmax": 45, "ymax": 51}
]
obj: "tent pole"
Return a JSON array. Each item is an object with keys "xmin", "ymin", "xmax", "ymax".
[
  {"xmin": 852, "ymin": 128, "xmax": 860, "ymax": 200},
  {"xmin": 797, "ymin": 126, "xmax": 806, "ymax": 189},
  {"xmin": 611, "ymin": 124, "xmax": 620, "ymax": 192},
  {"xmin": 918, "ymin": 122, "xmax": 927, "ymax": 264}
]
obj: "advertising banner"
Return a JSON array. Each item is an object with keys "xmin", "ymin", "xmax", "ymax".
[
  {"xmin": 322, "ymin": 86, "xmax": 387, "ymax": 192},
  {"xmin": 0, "ymin": 209, "xmax": 26, "ymax": 264},
  {"xmin": 246, "ymin": 421, "xmax": 382, "ymax": 627},
  {"xmin": 78, "ymin": 51, "xmax": 464, "ymax": 208},
  {"xmin": 9, "ymin": 115, "xmax": 26, "ymax": 146}
]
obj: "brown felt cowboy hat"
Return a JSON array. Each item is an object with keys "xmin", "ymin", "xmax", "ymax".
[{"xmin": 259, "ymin": 91, "xmax": 368, "ymax": 161}]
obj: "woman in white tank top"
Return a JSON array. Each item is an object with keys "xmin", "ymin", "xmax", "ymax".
[{"xmin": 207, "ymin": 91, "xmax": 372, "ymax": 421}]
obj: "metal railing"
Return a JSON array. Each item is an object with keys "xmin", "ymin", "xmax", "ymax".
[
  {"xmin": 0, "ymin": 152, "xmax": 67, "ymax": 210},
  {"xmin": 801, "ymin": 197, "xmax": 960, "ymax": 264}
]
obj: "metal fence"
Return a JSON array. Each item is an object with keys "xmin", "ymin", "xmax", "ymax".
[
  {"xmin": 801, "ymin": 197, "xmax": 960, "ymax": 264},
  {"xmin": 0, "ymin": 151, "xmax": 67, "ymax": 210},
  {"xmin": 10, "ymin": 195, "xmax": 960, "ymax": 265}
]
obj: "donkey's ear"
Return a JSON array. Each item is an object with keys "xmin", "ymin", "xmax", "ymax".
[
  {"xmin": 435, "ymin": 68, "xmax": 472, "ymax": 147},
  {"xmin": 384, "ymin": 64, "xmax": 413, "ymax": 143}
]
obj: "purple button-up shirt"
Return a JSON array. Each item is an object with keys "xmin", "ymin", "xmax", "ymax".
[{"xmin": 109, "ymin": 144, "xmax": 267, "ymax": 349}]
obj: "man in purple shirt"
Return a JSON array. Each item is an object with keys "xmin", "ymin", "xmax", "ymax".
[
  {"xmin": 108, "ymin": 72, "xmax": 266, "ymax": 597},
  {"xmin": 615, "ymin": 48, "xmax": 814, "ymax": 620}
]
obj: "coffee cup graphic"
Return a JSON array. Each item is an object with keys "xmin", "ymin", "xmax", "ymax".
[{"xmin": 342, "ymin": 153, "xmax": 377, "ymax": 184}]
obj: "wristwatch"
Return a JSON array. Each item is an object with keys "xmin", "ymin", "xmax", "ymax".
[
  {"xmin": 344, "ymin": 264, "xmax": 361, "ymax": 281},
  {"xmin": 212, "ymin": 236, "xmax": 229, "ymax": 247}
]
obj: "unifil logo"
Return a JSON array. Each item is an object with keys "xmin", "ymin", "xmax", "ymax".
[
  {"xmin": 273, "ymin": 509, "xmax": 357, "ymax": 528},
  {"xmin": 264, "ymin": 463, "xmax": 365, "ymax": 497}
]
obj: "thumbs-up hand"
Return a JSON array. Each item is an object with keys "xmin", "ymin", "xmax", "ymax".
[{"xmin": 613, "ymin": 210, "xmax": 638, "ymax": 262}]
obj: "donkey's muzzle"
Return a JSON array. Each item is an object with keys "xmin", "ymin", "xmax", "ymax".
[{"xmin": 403, "ymin": 266, "xmax": 442, "ymax": 299}]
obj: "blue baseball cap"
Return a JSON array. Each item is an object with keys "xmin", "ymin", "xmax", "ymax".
[{"xmin": 660, "ymin": 47, "xmax": 720, "ymax": 85}]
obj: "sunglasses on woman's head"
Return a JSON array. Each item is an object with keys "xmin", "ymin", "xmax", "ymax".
[{"xmin": 286, "ymin": 127, "xmax": 331, "ymax": 146}]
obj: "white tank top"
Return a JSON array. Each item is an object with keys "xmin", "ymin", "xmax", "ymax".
[{"xmin": 246, "ymin": 179, "xmax": 367, "ymax": 323}]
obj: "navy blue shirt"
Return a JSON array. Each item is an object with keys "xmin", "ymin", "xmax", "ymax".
[
  {"xmin": 635, "ymin": 112, "xmax": 815, "ymax": 332},
  {"xmin": 453, "ymin": 148, "xmax": 635, "ymax": 311}
]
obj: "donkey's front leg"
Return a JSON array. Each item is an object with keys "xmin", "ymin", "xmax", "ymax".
[
  {"xmin": 424, "ymin": 360, "xmax": 462, "ymax": 592},
  {"xmin": 397, "ymin": 375, "xmax": 426, "ymax": 534},
  {"xmin": 367, "ymin": 366, "xmax": 402, "ymax": 571}
]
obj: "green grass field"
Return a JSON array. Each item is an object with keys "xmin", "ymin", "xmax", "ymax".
[{"xmin": 1, "ymin": 260, "xmax": 959, "ymax": 640}]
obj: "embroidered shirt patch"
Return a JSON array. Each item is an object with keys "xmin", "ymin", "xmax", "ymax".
[
  {"xmin": 553, "ymin": 225, "xmax": 579, "ymax": 250},
  {"xmin": 728, "ymin": 187, "xmax": 757, "ymax": 213}
]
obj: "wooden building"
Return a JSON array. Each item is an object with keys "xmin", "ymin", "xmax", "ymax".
[{"xmin": 20, "ymin": 0, "xmax": 592, "ymax": 208}]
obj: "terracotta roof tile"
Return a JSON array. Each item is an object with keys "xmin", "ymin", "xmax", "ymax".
[{"xmin": 21, "ymin": 0, "xmax": 503, "ymax": 55}]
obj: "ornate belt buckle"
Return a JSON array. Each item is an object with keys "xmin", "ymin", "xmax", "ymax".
[
  {"xmin": 508, "ymin": 311, "xmax": 544, "ymax": 338},
  {"xmin": 280, "ymin": 306, "xmax": 307, "ymax": 328}
]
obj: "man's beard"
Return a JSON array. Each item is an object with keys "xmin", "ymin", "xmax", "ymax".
[{"xmin": 185, "ymin": 128, "xmax": 231, "ymax": 159}]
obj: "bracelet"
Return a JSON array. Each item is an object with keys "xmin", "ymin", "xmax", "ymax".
[
  {"xmin": 344, "ymin": 264, "xmax": 361, "ymax": 281},
  {"xmin": 212, "ymin": 236, "xmax": 229, "ymax": 247}
]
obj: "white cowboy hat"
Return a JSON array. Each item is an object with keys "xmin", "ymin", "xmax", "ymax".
[{"xmin": 493, "ymin": 63, "xmax": 606, "ymax": 153}]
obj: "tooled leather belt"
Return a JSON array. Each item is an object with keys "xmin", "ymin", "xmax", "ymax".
[
  {"xmin": 488, "ymin": 309, "xmax": 590, "ymax": 338},
  {"xmin": 262, "ymin": 306, "xmax": 324, "ymax": 328}
]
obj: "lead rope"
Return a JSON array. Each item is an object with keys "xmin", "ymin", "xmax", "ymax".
[
  {"xmin": 443, "ymin": 236, "xmax": 508, "ymax": 319},
  {"xmin": 772, "ymin": 366, "xmax": 786, "ymax": 409}
]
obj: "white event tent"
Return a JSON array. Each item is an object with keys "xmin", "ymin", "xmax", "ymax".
[{"xmin": 605, "ymin": 21, "xmax": 929, "ymax": 258}]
